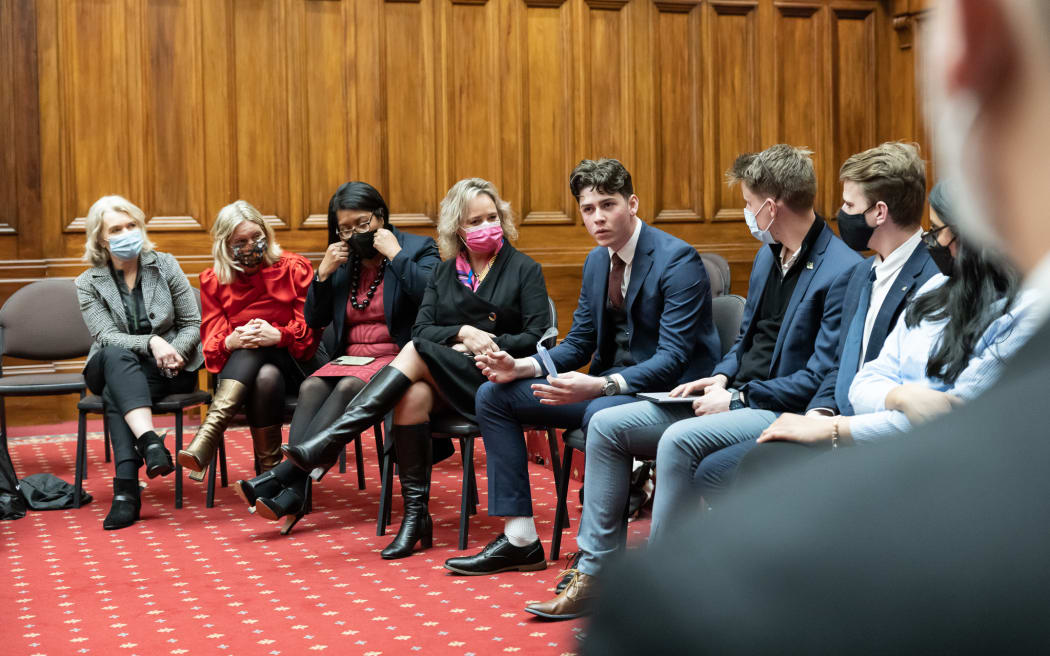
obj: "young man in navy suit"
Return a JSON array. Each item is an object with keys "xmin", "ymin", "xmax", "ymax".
[
  {"xmin": 522, "ymin": 144, "xmax": 860, "ymax": 620},
  {"xmin": 443, "ymin": 158, "xmax": 721, "ymax": 575},
  {"xmin": 693, "ymin": 141, "xmax": 942, "ymax": 497}
]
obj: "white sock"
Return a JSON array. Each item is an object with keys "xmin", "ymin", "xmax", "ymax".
[{"xmin": 504, "ymin": 516, "xmax": 538, "ymax": 547}]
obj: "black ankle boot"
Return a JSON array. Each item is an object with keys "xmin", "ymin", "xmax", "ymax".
[
  {"xmin": 381, "ymin": 424, "xmax": 434, "ymax": 559},
  {"xmin": 235, "ymin": 461, "xmax": 299, "ymax": 510},
  {"xmin": 255, "ymin": 478, "xmax": 312, "ymax": 536},
  {"xmin": 103, "ymin": 478, "xmax": 141, "ymax": 530},
  {"xmin": 283, "ymin": 367, "xmax": 413, "ymax": 479},
  {"xmin": 136, "ymin": 431, "xmax": 173, "ymax": 479}
]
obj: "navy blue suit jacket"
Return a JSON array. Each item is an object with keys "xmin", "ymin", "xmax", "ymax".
[
  {"xmin": 305, "ymin": 227, "xmax": 440, "ymax": 350},
  {"xmin": 713, "ymin": 220, "xmax": 862, "ymax": 412},
  {"xmin": 545, "ymin": 222, "xmax": 721, "ymax": 392},
  {"xmin": 806, "ymin": 242, "xmax": 940, "ymax": 414}
]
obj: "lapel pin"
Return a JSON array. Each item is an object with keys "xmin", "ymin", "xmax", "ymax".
[
  {"xmin": 488, "ymin": 312, "xmax": 497, "ymax": 322},
  {"xmin": 806, "ymin": 261, "xmax": 814, "ymax": 269}
]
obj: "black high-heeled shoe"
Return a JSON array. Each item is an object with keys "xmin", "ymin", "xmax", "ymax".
[
  {"xmin": 283, "ymin": 367, "xmax": 412, "ymax": 480},
  {"xmin": 234, "ymin": 469, "xmax": 284, "ymax": 514},
  {"xmin": 254, "ymin": 479, "xmax": 312, "ymax": 535}
]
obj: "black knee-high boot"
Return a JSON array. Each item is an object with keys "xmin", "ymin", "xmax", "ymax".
[
  {"xmin": 381, "ymin": 423, "xmax": 433, "ymax": 559},
  {"xmin": 282, "ymin": 367, "xmax": 412, "ymax": 479}
]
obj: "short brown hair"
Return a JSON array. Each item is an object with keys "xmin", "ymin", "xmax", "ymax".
[
  {"xmin": 726, "ymin": 144, "xmax": 816, "ymax": 212},
  {"xmin": 569, "ymin": 158, "xmax": 634, "ymax": 201},
  {"xmin": 839, "ymin": 141, "xmax": 926, "ymax": 228}
]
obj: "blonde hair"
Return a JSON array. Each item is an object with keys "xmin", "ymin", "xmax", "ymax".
[
  {"xmin": 210, "ymin": 200, "xmax": 283, "ymax": 284},
  {"xmin": 82, "ymin": 195, "xmax": 155, "ymax": 267},
  {"xmin": 839, "ymin": 141, "xmax": 927, "ymax": 228},
  {"xmin": 436, "ymin": 178, "xmax": 518, "ymax": 260},
  {"xmin": 726, "ymin": 144, "xmax": 817, "ymax": 212}
]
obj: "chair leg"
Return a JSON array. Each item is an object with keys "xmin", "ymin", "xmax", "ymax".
[
  {"xmin": 218, "ymin": 437, "xmax": 228, "ymax": 488},
  {"xmin": 175, "ymin": 421, "xmax": 184, "ymax": 510},
  {"xmin": 206, "ymin": 443, "xmax": 218, "ymax": 508},
  {"xmin": 545, "ymin": 427, "xmax": 568, "ymax": 529},
  {"xmin": 103, "ymin": 412, "xmax": 111, "ymax": 463},
  {"xmin": 174, "ymin": 409, "xmax": 184, "ymax": 509},
  {"xmin": 458, "ymin": 436, "xmax": 476, "ymax": 550},
  {"xmin": 74, "ymin": 409, "xmax": 87, "ymax": 508},
  {"xmin": 354, "ymin": 433, "xmax": 366, "ymax": 490},
  {"xmin": 377, "ymin": 448, "xmax": 393, "ymax": 536},
  {"xmin": 374, "ymin": 423, "xmax": 385, "ymax": 482},
  {"xmin": 550, "ymin": 447, "xmax": 575, "ymax": 562},
  {"xmin": 339, "ymin": 446, "xmax": 347, "ymax": 473}
]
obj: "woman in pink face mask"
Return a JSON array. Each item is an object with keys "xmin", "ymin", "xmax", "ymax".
[{"xmin": 270, "ymin": 178, "xmax": 552, "ymax": 559}]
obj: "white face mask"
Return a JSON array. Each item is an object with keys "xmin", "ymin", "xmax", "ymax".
[{"xmin": 744, "ymin": 198, "xmax": 777, "ymax": 245}]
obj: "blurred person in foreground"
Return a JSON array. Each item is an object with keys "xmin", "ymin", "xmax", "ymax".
[{"xmin": 585, "ymin": 1, "xmax": 1050, "ymax": 653}]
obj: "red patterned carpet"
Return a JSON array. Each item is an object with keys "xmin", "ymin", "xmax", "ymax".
[{"xmin": 2, "ymin": 424, "xmax": 651, "ymax": 655}]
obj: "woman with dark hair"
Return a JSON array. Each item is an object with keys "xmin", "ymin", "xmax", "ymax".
[
  {"xmin": 268, "ymin": 178, "xmax": 550, "ymax": 559},
  {"xmin": 235, "ymin": 181, "xmax": 440, "ymax": 534},
  {"xmin": 748, "ymin": 180, "xmax": 1041, "ymax": 455}
]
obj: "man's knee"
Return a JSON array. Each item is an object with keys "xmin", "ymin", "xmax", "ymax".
[{"xmin": 475, "ymin": 380, "xmax": 504, "ymax": 415}]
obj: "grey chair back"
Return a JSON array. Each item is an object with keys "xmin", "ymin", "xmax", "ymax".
[
  {"xmin": 0, "ymin": 280, "xmax": 94, "ymax": 361},
  {"xmin": 700, "ymin": 252, "xmax": 732, "ymax": 297},
  {"xmin": 712, "ymin": 294, "xmax": 746, "ymax": 357},
  {"xmin": 542, "ymin": 296, "xmax": 558, "ymax": 348}
]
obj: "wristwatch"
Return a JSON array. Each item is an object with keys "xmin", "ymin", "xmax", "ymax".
[
  {"xmin": 729, "ymin": 387, "xmax": 747, "ymax": 411},
  {"xmin": 601, "ymin": 376, "xmax": 620, "ymax": 396}
]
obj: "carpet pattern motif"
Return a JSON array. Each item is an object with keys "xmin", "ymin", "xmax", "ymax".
[{"xmin": 2, "ymin": 426, "xmax": 650, "ymax": 655}]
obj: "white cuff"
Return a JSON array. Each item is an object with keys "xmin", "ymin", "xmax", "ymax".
[{"xmin": 611, "ymin": 373, "xmax": 630, "ymax": 395}]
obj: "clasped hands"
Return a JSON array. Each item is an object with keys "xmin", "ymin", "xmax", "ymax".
[
  {"xmin": 149, "ymin": 335, "xmax": 184, "ymax": 374},
  {"xmin": 226, "ymin": 318, "xmax": 282, "ymax": 350}
]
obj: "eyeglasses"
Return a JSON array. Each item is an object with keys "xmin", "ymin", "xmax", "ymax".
[
  {"xmin": 337, "ymin": 213, "xmax": 376, "ymax": 240},
  {"xmin": 921, "ymin": 224, "xmax": 954, "ymax": 249}
]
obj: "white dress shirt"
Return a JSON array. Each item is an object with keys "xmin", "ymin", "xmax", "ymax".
[
  {"xmin": 861, "ymin": 229, "xmax": 923, "ymax": 360},
  {"xmin": 531, "ymin": 219, "xmax": 642, "ymax": 395},
  {"xmin": 846, "ymin": 277, "xmax": 1042, "ymax": 442}
]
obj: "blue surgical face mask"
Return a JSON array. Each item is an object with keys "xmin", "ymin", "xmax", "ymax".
[
  {"xmin": 108, "ymin": 229, "xmax": 144, "ymax": 261},
  {"xmin": 744, "ymin": 199, "xmax": 777, "ymax": 245}
]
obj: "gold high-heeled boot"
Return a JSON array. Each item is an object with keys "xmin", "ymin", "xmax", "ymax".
[
  {"xmin": 250, "ymin": 424, "xmax": 284, "ymax": 474},
  {"xmin": 178, "ymin": 378, "xmax": 247, "ymax": 480}
]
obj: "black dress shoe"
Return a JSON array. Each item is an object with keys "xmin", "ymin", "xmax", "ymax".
[{"xmin": 444, "ymin": 534, "xmax": 547, "ymax": 575}]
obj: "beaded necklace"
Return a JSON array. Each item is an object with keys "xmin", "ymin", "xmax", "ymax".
[{"xmin": 349, "ymin": 255, "xmax": 388, "ymax": 310}]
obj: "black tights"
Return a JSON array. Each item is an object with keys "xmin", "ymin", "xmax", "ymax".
[
  {"xmin": 219, "ymin": 347, "xmax": 307, "ymax": 427},
  {"xmin": 271, "ymin": 375, "xmax": 366, "ymax": 486}
]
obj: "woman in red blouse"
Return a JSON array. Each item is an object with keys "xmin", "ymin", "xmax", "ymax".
[{"xmin": 177, "ymin": 200, "xmax": 321, "ymax": 480}]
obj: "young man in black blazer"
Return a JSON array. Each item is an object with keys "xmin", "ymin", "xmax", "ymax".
[{"xmin": 443, "ymin": 158, "xmax": 721, "ymax": 575}]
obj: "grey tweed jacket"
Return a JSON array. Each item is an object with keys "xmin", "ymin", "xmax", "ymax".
[{"xmin": 75, "ymin": 250, "xmax": 204, "ymax": 371}]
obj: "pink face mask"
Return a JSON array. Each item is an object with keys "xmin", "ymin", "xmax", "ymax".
[{"xmin": 461, "ymin": 222, "xmax": 504, "ymax": 254}]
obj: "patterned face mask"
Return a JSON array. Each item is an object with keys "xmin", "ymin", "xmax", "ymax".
[{"xmin": 232, "ymin": 237, "xmax": 267, "ymax": 268}]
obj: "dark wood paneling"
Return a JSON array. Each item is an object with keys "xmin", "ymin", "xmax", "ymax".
[{"xmin": 3, "ymin": 0, "xmax": 924, "ymax": 426}]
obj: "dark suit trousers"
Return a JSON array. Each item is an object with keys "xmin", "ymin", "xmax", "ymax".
[
  {"xmin": 84, "ymin": 345, "xmax": 196, "ymax": 475},
  {"xmin": 475, "ymin": 377, "xmax": 635, "ymax": 517}
]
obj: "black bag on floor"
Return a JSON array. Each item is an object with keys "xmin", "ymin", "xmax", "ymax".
[{"xmin": 18, "ymin": 473, "xmax": 92, "ymax": 510}]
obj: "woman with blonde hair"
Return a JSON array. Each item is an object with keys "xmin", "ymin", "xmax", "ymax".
[
  {"xmin": 265, "ymin": 178, "xmax": 550, "ymax": 558},
  {"xmin": 177, "ymin": 200, "xmax": 321, "ymax": 480},
  {"xmin": 76, "ymin": 195, "xmax": 203, "ymax": 529}
]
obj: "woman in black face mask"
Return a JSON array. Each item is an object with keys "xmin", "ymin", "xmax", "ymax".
[
  {"xmin": 234, "ymin": 181, "xmax": 441, "ymax": 535},
  {"xmin": 178, "ymin": 201, "xmax": 323, "ymax": 484}
]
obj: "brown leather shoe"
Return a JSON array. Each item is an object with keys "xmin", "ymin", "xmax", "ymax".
[{"xmin": 524, "ymin": 569, "xmax": 596, "ymax": 620}]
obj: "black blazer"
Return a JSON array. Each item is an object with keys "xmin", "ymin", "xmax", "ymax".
[
  {"xmin": 807, "ymin": 241, "xmax": 940, "ymax": 413},
  {"xmin": 304, "ymin": 227, "xmax": 440, "ymax": 351}
]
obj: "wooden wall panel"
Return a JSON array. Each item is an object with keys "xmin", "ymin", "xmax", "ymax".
[
  {"xmin": 706, "ymin": 2, "xmax": 759, "ymax": 220},
  {"xmin": 382, "ymin": 0, "xmax": 439, "ymax": 225},
  {"xmin": 521, "ymin": 0, "xmax": 575, "ymax": 225},
  {"xmin": 652, "ymin": 1, "xmax": 702, "ymax": 223},
  {"xmin": 5, "ymin": 0, "xmax": 929, "ymax": 426}
]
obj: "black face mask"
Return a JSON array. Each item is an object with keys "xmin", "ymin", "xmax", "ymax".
[
  {"xmin": 232, "ymin": 238, "xmax": 267, "ymax": 268},
  {"xmin": 836, "ymin": 206, "xmax": 876, "ymax": 251},
  {"xmin": 926, "ymin": 242, "xmax": 955, "ymax": 276},
  {"xmin": 347, "ymin": 230, "xmax": 379, "ymax": 260}
]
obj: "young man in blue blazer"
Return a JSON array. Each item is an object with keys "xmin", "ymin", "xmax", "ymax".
[
  {"xmin": 694, "ymin": 141, "xmax": 942, "ymax": 498},
  {"xmin": 443, "ymin": 158, "xmax": 721, "ymax": 576},
  {"xmin": 523, "ymin": 144, "xmax": 860, "ymax": 620}
]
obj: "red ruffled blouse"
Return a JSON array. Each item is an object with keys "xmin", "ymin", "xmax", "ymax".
[{"xmin": 199, "ymin": 251, "xmax": 320, "ymax": 373}]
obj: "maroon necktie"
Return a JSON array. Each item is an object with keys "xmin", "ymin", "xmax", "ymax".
[{"xmin": 608, "ymin": 253, "xmax": 626, "ymax": 310}]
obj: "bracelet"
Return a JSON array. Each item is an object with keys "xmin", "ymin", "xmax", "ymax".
[{"xmin": 830, "ymin": 418, "xmax": 840, "ymax": 449}]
